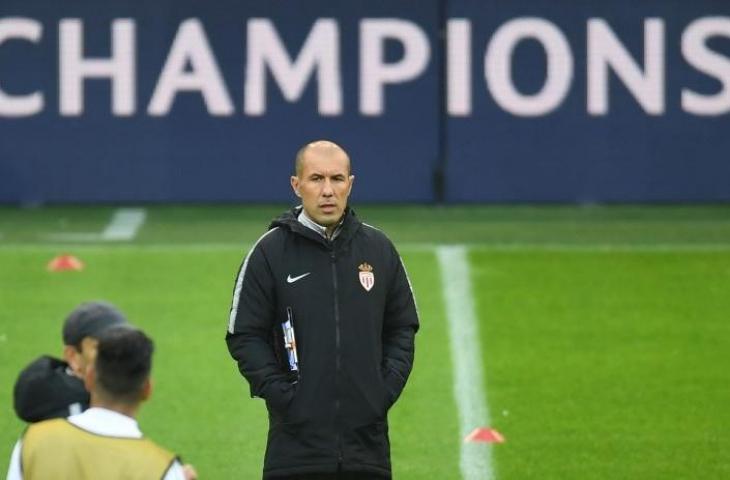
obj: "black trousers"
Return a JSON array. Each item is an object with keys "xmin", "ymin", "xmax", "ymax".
[{"xmin": 265, "ymin": 471, "xmax": 390, "ymax": 480}]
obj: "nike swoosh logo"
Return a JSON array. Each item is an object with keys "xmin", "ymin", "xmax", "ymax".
[{"xmin": 287, "ymin": 272, "xmax": 311, "ymax": 283}]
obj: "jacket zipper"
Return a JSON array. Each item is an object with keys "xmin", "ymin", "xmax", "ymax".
[{"xmin": 331, "ymin": 248, "xmax": 344, "ymax": 464}]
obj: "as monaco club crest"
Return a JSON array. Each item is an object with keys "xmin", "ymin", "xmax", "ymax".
[{"xmin": 358, "ymin": 262, "xmax": 375, "ymax": 292}]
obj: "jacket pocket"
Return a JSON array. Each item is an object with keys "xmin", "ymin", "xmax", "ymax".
[
  {"xmin": 381, "ymin": 364, "xmax": 407, "ymax": 411},
  {"xmin": 264, "ymin": 380, "xmax": 296, "ymax": 418},
  {"xmin": 284, "ymin": 386, "xmax": 303, "ymax": 424},
  {"xmin": 369, "ymin": 367, "xmax": 388, "ymax": 417}
]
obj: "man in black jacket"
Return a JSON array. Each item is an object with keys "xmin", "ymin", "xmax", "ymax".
[{"xmin": 226, "ymin": 140, "xmax": 419, "ymax": 479}]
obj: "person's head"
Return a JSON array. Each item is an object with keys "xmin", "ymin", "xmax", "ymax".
[
  {"xmin": 62, "ymin": 301, "xmax": 128, "ymax": 378},
  {"xmin": 290, "ymin": 140, "xmax": 354, "ymax": 229},
  {"xmin": 85, "ymin": 327, "xmax": 154, "ymax": 409}
]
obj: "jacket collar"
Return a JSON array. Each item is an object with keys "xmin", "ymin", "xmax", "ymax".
[
  {"xmin": 297, "ymin": 208, "xmax": 345, "ymax": 241},
  {"xmin": 270, "ymin": 206, "xmax": 361, "ymax": 249}
]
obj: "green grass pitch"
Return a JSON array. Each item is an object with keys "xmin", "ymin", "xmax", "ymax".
[{"xmin": 1, "ymin": 205, "xmax": 729, "ymax": 479}]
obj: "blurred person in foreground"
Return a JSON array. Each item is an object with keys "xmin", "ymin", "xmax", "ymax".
[
  {"xmin": 226, "ymin": 140, "xmax": 419, "ymax": 479},
  {"xmin": 6, "ymin": 327, "xmax": 197, "ymax": 480},
  {"xmin": 13, "ymin": 301, "xmax": 129, "ymax": 422}
]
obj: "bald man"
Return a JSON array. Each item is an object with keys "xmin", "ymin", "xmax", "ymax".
[{"xmin": 226, "ymin": 140, "xmax": 419, "ymax": 479}]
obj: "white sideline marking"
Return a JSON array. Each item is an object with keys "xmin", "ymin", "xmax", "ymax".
[
  {"xmin": 8, "ymin": 241, "xmax": 730, "ymax": 252},
  {"xmin": 40, "ymin": 208, "xmax": 147, "ymax": 243},
  {"xmin": 403, "ymin": 242, "xmax": 730, "ymax": 253},
  {"xmin": 437, "ymin": 245, "xmax": 494, "ymax": 480},
  {"xmin": 43, "ymin": 233, "xmax": 104, "ymax": 242},
  {"xmin": 101, "ymin": 208, "xmax": 146, "ymax": 241}
]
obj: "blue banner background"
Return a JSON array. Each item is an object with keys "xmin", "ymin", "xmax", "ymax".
[
  {"xmin": 1, "ymin": 1, "xmax": 728, "ymax": 204},
  {"xmin": 446, "ymin": 0, "xmax": 730, "ymax": 202}
]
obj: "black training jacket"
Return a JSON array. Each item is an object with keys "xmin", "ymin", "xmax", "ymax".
[{"xmin": 226, "ymin": 207, "xmax": 419, "ymax": 478}]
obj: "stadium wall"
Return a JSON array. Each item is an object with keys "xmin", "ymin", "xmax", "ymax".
[{"xmin": 1, "ymin": 0, "xmax": 729, "ymax": 204}]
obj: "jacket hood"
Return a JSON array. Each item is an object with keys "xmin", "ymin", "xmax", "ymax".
[{"xmin": 268, "ymin": 205, "xmax": 302, "ymax": 230}]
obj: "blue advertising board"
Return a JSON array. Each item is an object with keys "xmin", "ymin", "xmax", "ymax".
[
  {"xmin": 1, "ymin": 1, "xmax": 728, "ymax": 203},
  {"xmin": 446, "ymin": 0, "xmax": 730, "ymax": 202},
  {"xmin": 0, "ymin": 1, "xmax": 440, "ymax": 203}
]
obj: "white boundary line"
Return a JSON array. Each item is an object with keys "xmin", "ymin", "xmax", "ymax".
[
  {"xmin": 43, "ymin": 233, "xmax": 105, "ymax": 242},
  {"xmin": 462, "ymin": 243, "xmax": 730, "ymax": 253},
  {"xmin": 437, "ymin": 245, "xmax": 494, "ymax": 480},
  {"xmin": 0, "ymin": 243, "xmax": 249, "ymax": 252},
  {"xmin": 5, "ymin": 242, "xmax": 730, "ymax": 252},
  {"xmin": 39, "ymin": 208, "xmax": 147, "ymax": 243},
  {"xmin": 404, "ymin": 243, "xmax": 730, "ymax": 253},
  {"xmin": 101, "ymin": 208, "xmax": 147, "ymax": 241}
]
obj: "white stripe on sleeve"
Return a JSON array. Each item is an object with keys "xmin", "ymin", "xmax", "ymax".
[{"xmin": 228, "ymin": 228, "xmax": 279, "ymax": 334}]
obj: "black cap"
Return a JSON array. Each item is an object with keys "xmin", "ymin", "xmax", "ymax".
[
  {"xmin": 62, "ymin": 301, "xmax": 129, "ymax": 346},
  {"xmin": 13, "ymin": 355, "xmax": 90, "ymax": 422}
]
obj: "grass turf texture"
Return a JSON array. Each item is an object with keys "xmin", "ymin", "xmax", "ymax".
[{"xmin": 1, "ymin": 205, "xmax": 729, "ymax": 478}]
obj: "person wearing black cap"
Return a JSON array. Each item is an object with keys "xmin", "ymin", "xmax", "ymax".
[
  {"xmin": 12, "ymin": 301, "xmax": 129, "ymax": 423},
  {"xmin": 7, "ymin": 327, "xmax": 198, "ymax": 480}
]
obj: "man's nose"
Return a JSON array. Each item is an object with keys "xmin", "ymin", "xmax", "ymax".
[{"xmin": 322, "ymin": 179, "xmax": 334, "ymax": 196}]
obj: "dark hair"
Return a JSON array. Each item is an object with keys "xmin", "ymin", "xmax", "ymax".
[{"xmin": 94, "ymin": 328, "xmax": 153, "ymax": 403}]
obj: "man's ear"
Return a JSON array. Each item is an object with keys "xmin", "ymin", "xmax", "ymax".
[
  {"xmin": 290, "ymin": 176, "xmax": 301, "ymax": 197},
  {"xmin": 347, "ymin": 175, "xmax": 355, "ymax": 196},
  {"xmin": 64, "ymin": 345, "xmax": 81, "ymax": 376}
]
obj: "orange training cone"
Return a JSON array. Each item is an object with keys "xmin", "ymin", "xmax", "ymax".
[
  {"xmin": 464, "ymin": 427, "xmax": 505, "ymax": 444},
  {"xmin": 47, "ymin": 254, "xmax": 85, "ymax": 272}
]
